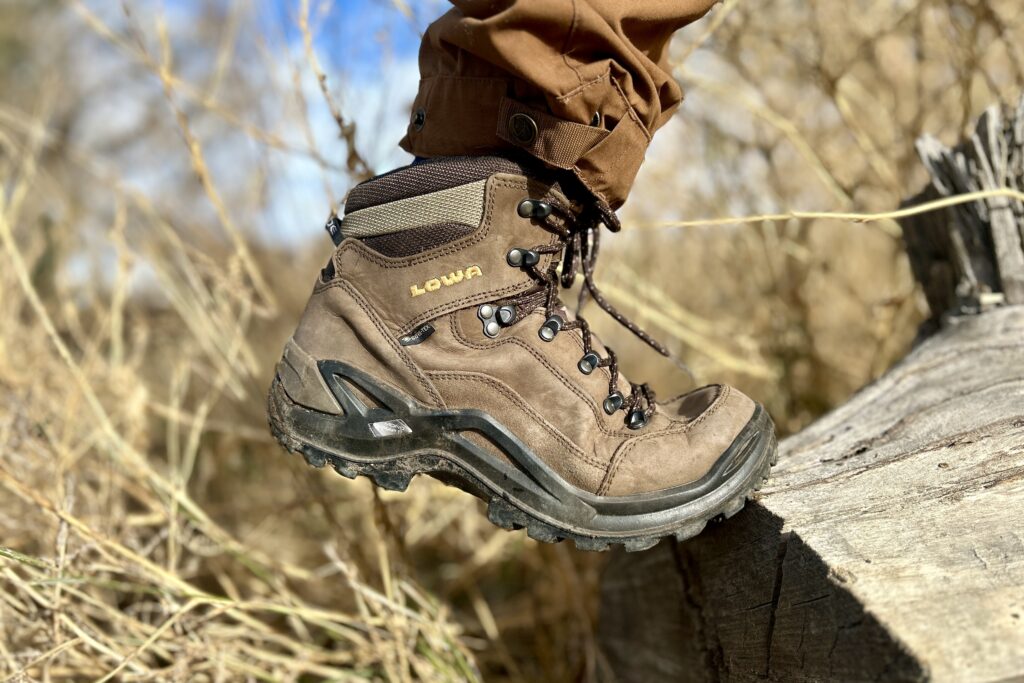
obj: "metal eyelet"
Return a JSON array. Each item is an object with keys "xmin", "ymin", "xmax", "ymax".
[
  {"xmin": 603, "ymin": 392, "xmax": 624, "ymax": 415},
  {"xmin": 506, "ymin": 248, "xmax": 539, "ymax": 268},
  {"xmin": 517, "ymin": 199, "xmax": 553, "ymax": 219},
  {"xmin": 497, "ymin": 306, "xmax": 516, "ymax": 326},
  {"xmin": 538, "ymin": 314, "xmax": 564, "ymax": 342},
  {"xmin": 412, "ymin": 108, "xmax": 426, "ymax": 131},
  {"xmin": 577, "ymin": 352, "xmax": 601, "ymax": 375},
  {"xmin": 626, "ymin": 409, "xmax": 649, "ymax": 430},
  {"xmin": 478, "ymin": 304, "xmax": 501, "ymax": 338}
]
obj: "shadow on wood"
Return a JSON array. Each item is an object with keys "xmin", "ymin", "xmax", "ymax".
[
  {"xmin": 600, "ymin": 506, "xmax": 923, "ymax": 682},
  {"xmin": 599, "ymin": 290, "xmax": 1024, "ymax": 683}
]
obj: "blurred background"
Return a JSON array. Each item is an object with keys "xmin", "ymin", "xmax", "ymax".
[{"xmin": 1, "ymin": 0, "xmax": 1022, "ymax": 680}]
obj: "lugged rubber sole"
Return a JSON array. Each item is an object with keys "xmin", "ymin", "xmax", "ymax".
[{"xmin": 267, "ymin": 360, "xmax": 778, "ymax": 552}]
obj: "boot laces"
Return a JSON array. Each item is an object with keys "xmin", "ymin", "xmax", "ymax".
[{"xmin": 503, "ymin": 196, "xmax": 681, "ymax": 427}]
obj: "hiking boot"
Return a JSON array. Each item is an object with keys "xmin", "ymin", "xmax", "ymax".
[{"xmin": 267, "ymin": 156, "xmax": 777, "ymax": 551}]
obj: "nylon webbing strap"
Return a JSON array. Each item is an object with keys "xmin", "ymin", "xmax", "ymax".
[
  {"xmin": 496, "ymin": 97, "xmax": 609, "ymax": 170},
  {"xmin": 340, "ymin": 180, "xmax": 487, "ymax": 239}
]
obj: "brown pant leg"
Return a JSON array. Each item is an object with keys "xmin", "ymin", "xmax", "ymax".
[{"xmin": 399, "ymin": 0, "xmax": 718, "ymax": 209}]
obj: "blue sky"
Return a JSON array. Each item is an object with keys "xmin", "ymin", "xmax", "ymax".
[
  {"xmin": 257, "ymin": 0, "xmax": 439, "ymax": 78},
  {"xmin": 118, "ymin": 0, "xmax": 443, "ymax": 243},
  {"xmin": 248, "ymin": 0, "xmax": 448, "ymax": 242}
]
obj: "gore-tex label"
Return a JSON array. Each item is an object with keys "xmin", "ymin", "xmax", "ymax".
[{"xmin": 399, "ymin": 323, "xmax": 435, "ymax": 346}]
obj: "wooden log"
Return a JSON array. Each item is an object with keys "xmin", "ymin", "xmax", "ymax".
[{"xmin": 598, "ymin": 99, "xmax": 1024, "ymax": 682}]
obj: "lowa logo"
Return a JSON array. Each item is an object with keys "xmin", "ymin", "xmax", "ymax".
[{"xmin": 410, "ymin": 265, "xmax": 483, "ymax": 298}]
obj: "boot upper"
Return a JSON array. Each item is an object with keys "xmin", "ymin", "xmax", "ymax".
[{"xmin": 284, "ymin": 157, "xmax": 759, "ymax": 497}]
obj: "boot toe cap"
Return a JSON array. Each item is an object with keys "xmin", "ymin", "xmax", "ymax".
[{"xmin": 600, "ymin": 385, "xmax": 757, "ymax": 497}]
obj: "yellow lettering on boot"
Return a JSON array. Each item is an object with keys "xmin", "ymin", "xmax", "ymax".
[
  {"xmin": 440, "ymin": 271, "xmax": 464, "ymax": 286},
  {"xmin": 409, "ymin": 266, "xmax": 484, "ymax": 298}
]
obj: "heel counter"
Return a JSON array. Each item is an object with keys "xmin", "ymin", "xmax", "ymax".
[
  {"xmin": 277, "ymin": 338, "xmax": 341, "ymax": 414},
  {"xmin": 283, "ymin": 278, "xmax": 444, "ymax": 411}
]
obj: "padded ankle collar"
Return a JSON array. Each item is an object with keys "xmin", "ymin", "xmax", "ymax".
[{"xmin": 332, "ymin": 174, "xmax": 562, "ymax": 336}]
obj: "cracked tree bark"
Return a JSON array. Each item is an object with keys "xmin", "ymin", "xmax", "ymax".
[{"xmin": 597, "ymin": 101, "xmax": 1024, "ymax": 682}]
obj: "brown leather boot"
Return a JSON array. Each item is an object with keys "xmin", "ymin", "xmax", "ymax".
[{"xmin": 268, "ymin": 156, "xmax": 777, "ymax": 551}]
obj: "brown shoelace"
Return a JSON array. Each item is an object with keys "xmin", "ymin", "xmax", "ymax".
[{"xmin": 501, "ymin": 196, "xmax": 679, "ymax": 429}]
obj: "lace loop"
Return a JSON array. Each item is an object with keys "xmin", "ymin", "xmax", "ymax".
[{"xmin": 504, "ymin": 195, "xmax": 674, "ymax": 424}]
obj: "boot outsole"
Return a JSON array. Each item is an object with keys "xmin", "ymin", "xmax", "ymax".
[{"xmin": 267, "ymin": 363, "xmax": 778, "ymax": 552}]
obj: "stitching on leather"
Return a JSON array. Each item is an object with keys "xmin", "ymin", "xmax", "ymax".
[
  {"xmin": 601, "ymin": 385, "xmax": 729, "ymax": 494},
  {"xmin": 449, "ymin": 312, "xmax": 629, "ymax": 439},
  {"xmin": 598, "ymin": 385, "xmax": 730, "ymax": 495},
  {"xmin": 427, "ymin": 371, "xmax": 606, "ymax": 472},
  {"xmin": 336, "ymin": 174, "xmax": 561, "ymax": 334},
  {"xmin": 333, "ymin": 279, "xmax": 446, "ymax": 408},
  {"xmin": 401, "ymin": 282, "xmax": 531, "ymax": 335},
  {"xmin": 515, "ymin": 309, "xmax": 613, "ymax": 384}
]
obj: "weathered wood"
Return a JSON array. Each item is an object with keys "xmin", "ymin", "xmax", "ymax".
[
  {"xmin": 600, "ymin": 307, "xmax": 1024, "ymax": 682},
  {"xmin": 598, "ymin": 100, "xmax": 1024, "ymax": 682},
  {"xmin": 908, "ymin": 96, "xmax": 1024, "ymax": 318}
]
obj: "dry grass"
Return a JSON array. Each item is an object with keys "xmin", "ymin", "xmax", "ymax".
[{"xmin": 1, "ymin": 0, "xmax": 1022, "ymax": 681}]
